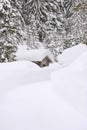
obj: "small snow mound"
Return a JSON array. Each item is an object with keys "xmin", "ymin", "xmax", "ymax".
[{"xmin": 58, "ymin": 44, "xmax": 87, "ymax": 66}]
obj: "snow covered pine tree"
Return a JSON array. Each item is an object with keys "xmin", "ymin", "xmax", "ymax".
[{"xmin": 0, "ymin": 0, "xmax": 24, "ymax": 62}]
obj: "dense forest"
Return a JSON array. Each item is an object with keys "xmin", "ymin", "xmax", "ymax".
[{"xmin": 0, "ymin": 0, "xmax": 87, "ymax": 62}]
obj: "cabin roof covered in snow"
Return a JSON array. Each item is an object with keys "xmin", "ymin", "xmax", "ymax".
[{"xmin": 16, "ymin": 45, "xmax": 54, "ymax": 62}]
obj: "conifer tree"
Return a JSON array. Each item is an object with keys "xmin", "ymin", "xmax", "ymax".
[{"xmin": 0, "ymin": 0, "xmax": 24, "ymax": 62}]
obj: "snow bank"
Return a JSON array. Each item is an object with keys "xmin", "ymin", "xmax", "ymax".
[
  {"xmin": 58, "ymin": 44, "xmax": 87, "ymax": 66},
  {"xmin": 0, "ymin": 61, "xmax": 38, "ymax": 93},
  {"xmin": 51, "ymin": 51, "xmax": 87, "ymax": 115},
  {"xmin": 16, "ymin": 45, "xmax": 54, "ymax": 62},
  {"xmin": 0, "ymin": 60, "xmax": 39, "ymax": 71},
  {"xmin": 0, "ymin": 61, "xmax": 53, "ymax": 94}
]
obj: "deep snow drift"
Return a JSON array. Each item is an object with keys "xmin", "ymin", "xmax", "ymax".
[
  {"xmin": 52, "ymin": 51, "xmax": 87, "ymax": 116},
  {"xmin": 0, "ymin": 44, "xmax": 87, "ymax": 130}
]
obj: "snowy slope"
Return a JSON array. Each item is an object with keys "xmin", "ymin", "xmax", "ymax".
[{"xmin": 52, "ymin": 51, "xmax": 87, "ymax": 116}]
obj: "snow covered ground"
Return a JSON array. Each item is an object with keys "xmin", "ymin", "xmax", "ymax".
[
  {"xmin": 0, "ymin": 81, "xmax": 87, "ymax": 130},
  {"xmin": 0, "ymin": 44, "xmax": 87, "ymax": 130}
]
